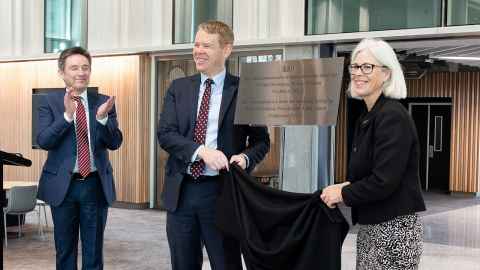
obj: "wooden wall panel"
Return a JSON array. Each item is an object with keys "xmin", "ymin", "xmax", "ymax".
[
  {"xmin": 334, "ymin": 90, "xmax": 348, "ymax": 183},
  {"xmin": 334, "ymin": 71, "xmax": 480, "ymax": 193},
  {"xmin": 252, "ymin": 127, "xmax": 281, "ymax": 177},
  {"xmin": 138, "ymin": 55, "xmax": 151, "ymax": 204},
  {"xmin": 0, "ymin": 60, "xmax": 61, "ymax": 183},
  {"xmin": 334, "ymin": 75, "xmax": 351, "ymax": 183},
  {"xmin": 0, "ymin": 54, "xmax": 151, "ymax": 204}
]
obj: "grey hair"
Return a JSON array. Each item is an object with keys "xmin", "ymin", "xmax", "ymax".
[{"xmin": 349, "ymin": 38, "xmax": 407, "ymax": 99}]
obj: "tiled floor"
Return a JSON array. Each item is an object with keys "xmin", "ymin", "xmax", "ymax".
[{"xmin": 3, "ymin": 192, "xmax": 480, "ymax": 269}]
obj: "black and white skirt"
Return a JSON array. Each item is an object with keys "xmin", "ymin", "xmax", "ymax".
[{"xmin": 356, "ymin": 214, "xmax": 423, "ymax": 270}]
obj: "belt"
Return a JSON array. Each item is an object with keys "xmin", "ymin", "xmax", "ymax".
[
  {"xmin": 71, "ymin": 171, "xmax": 98, "ymax": 181},
  {"xmin": 184, "ymin": 174, "xmax": 219, "ymax": 183}
]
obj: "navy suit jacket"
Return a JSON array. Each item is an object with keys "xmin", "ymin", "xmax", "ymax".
[
  {"xmin": 157, "ymin": 73, "xmax": 270, "ymax": 212},
  {"xmin": 36, "ymin": 90, "xmax": 123, "ymax": 207}
]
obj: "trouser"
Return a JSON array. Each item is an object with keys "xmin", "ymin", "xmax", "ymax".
[{"xmin": 51, "ymin": 172, "xmax": 108, "ymax": 270}]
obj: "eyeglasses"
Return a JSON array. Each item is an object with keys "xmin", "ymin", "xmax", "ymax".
[{"xmin": 348, "ymin": 63, "xmax": 387, "ymax": 75}]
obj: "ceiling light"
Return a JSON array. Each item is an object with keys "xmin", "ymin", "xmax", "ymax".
[{"xmin": 433, "ymin": 56, "xmax": 480, "ymax": 61}]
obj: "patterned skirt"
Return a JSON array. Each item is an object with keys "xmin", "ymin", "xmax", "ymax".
[{"xmin": 356, "ymin": 214, "xmax": 423, "ymax": 270}]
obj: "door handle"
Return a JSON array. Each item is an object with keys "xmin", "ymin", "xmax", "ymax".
[{"xmin": 429, "ymin": 145, "xmax": 434, "ymax": 158}]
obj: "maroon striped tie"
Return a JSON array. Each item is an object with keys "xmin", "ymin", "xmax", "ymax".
[
  {"xmin": 190, "ymin": 79, "xmax": 213, "ymax": 179},
  {"xmin": 73, "ymin": 96, "xmax": 91, "ymax": 178}
]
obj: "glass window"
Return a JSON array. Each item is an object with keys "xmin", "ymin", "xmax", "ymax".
[
  {"xmin": 448, "ymin": 0, "xmax": 480, "ymax": 26},
  {"xmin": 44, "ymin": 0, "xmax": 87, "ymax": 53},
  {"xmin": 173, "ymin": 0, "xmax": 233, "ymax": 44},
  {"xmin": 306, "ymin": 0, "xmax": 442, "ymax": 35}
]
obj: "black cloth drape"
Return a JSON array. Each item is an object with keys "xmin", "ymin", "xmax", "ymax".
[{"xmin": 216, "ymin": 165, "xmax": 349, "ymax": 270}]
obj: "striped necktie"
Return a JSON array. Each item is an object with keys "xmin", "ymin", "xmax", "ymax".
[{"xmin": 73, "ymin": 96, "xmax": 91, "ymax": 178}]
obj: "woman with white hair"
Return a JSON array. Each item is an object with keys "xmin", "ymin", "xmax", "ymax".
[{"xmin": 320, "ymin": 38, "xmax": 426, "ymax": 269}]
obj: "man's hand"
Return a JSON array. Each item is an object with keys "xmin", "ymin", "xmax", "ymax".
[
  {"xmin": 97, "ymin": 96, "xmax": 115, "ymax": 120},
  {"xmin": 229, "ymin": 154, "xmax": 247, "ymax": 170},
  {"xmin": 320, "ymin": 182, "xmax": 350, "ymax": 208},
  {"xmin": 64, "ymin": 88, "xmax": 76, "ymax": 119},
  {"xmin": 198, "ymin": 147, "xmax": 229, "ymax": 171}
]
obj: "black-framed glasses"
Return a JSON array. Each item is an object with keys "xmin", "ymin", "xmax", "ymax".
[{"xmin": 348, "ymin": 63, "xmax": 387, "ymax": 75}]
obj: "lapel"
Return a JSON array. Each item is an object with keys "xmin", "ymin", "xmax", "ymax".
[
  {"xmin": 360, "ymin": 94, "xmax": 387, "ymax": 128},
  {"xmin": 218, "ymin": 73, "xmax": 237, "ymax": 129},
  {"xmin": 54, "ymin": 91, "xmax": 66, "ymax": 115},
  {"xmin": 87, "ymin": 89, "xmax": 99, "ymax": 151},
  {"xmin": 54, "ymin": 90, "xmax": 76, "ymax": 168},
  {"xmin": 189, "ymin": 74, "xmax": 202, "ymax": 129}
]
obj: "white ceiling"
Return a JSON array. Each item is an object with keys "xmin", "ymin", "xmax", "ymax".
[{"xmin": 336, "ymin": 37, "xmax": 480, "ymax": 68}]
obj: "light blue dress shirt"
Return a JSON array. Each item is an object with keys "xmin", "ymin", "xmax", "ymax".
[{"xmin": 189, "ymin": 70, "xmax": 226, "ymax": 176}]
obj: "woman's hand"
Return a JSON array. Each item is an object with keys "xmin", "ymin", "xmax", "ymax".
[{"xmin": 320, "ymin": 182, "xmax": 350, "ymax": 208}]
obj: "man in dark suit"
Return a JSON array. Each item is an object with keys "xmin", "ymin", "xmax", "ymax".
[
  {"xmin": 157, "ymin": 21, "xmax": 270, "ymax": 270},
  {"xmin": 36, "ymin": 47, "xmax": 123, "ymax": 270}
]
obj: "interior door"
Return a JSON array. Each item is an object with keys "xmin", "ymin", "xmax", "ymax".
[
  {"xmin": 427, "ymin": 105, "xmax": 451, "ymax": 191},
  {"xmin": 410, "ymin": 104, "xmax": 429, "ymax": 190},
  {"xmin": 409, "ymin": 103, "xmax": 451, "ymax": 192}
]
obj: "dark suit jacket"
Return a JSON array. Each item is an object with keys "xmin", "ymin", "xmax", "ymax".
[
  {"xmin": 157, "ymin": 73, "xmax": 270, "ymax": 212},
  {"xmin": 36, "ymin": 90, "xmax": 123, "ymax": 207},
  {"xmin": 342, "ymin": 95, "xmax": 426, "ymax": 225}
]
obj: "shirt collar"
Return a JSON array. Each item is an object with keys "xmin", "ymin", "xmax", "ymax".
[
  {"xmin": 66, "ymin": 88, "xmax": 88, "ymax": 101},
  {"xmin": 200, "ymin": 69, "xmax": 226, "ymax": 87},
  {"xmin": 79, "ymin": 89, "xmax": 88, "ymax": 100}
]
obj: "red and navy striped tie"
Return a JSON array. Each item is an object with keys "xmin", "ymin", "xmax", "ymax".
[{"xmin": 73, "ymin": 96, "xmax": 91, "ymax": 178}]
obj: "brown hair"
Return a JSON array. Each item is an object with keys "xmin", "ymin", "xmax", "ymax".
[
  {"xmin": 58, "ymin": 47, "xmax": 92, "ymax": 71},
  {"xmin": 197, "ymin": 21, "xmax": 234, "ymax": 47}
]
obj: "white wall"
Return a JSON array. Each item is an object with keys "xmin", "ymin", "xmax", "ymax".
[
  {"xmin": 0, "ymin": 0, "xmax": 44, "ymax": 57},
  {"xmin": 0, "ymin": 0, "xmax": 305, "ymax": 57},
  {"xmin": 87, "ymin": 0, "xmax": 173, "ymax": 51},
  {"xmin": 88, "ymin": 0, "xmax": 305, "ymax": 50},
  {"xmin": 4, "ymin": 0, "xmax": 479, "ymax": 59},
  {"xmin": 234, "ymin": 0, "xmax": 305, "ymax": 41}
]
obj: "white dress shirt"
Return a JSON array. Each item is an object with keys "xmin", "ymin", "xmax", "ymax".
[{"xmin": 63, "ymin": 89, "xmax": 108, "ymax": 173}]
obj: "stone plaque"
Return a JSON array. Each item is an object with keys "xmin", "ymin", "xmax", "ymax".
[{"xmin": 234, "ymin": 58, "xmax": 344, "ymax": 126}]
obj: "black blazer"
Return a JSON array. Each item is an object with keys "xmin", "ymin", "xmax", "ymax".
[
  {"xmin": 341, "ymin": 95, "xmax": 426, "ymax": 225},
  {"xmin": 157, "ymin": 73, "xmax": 270, "ymax": 212}
]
